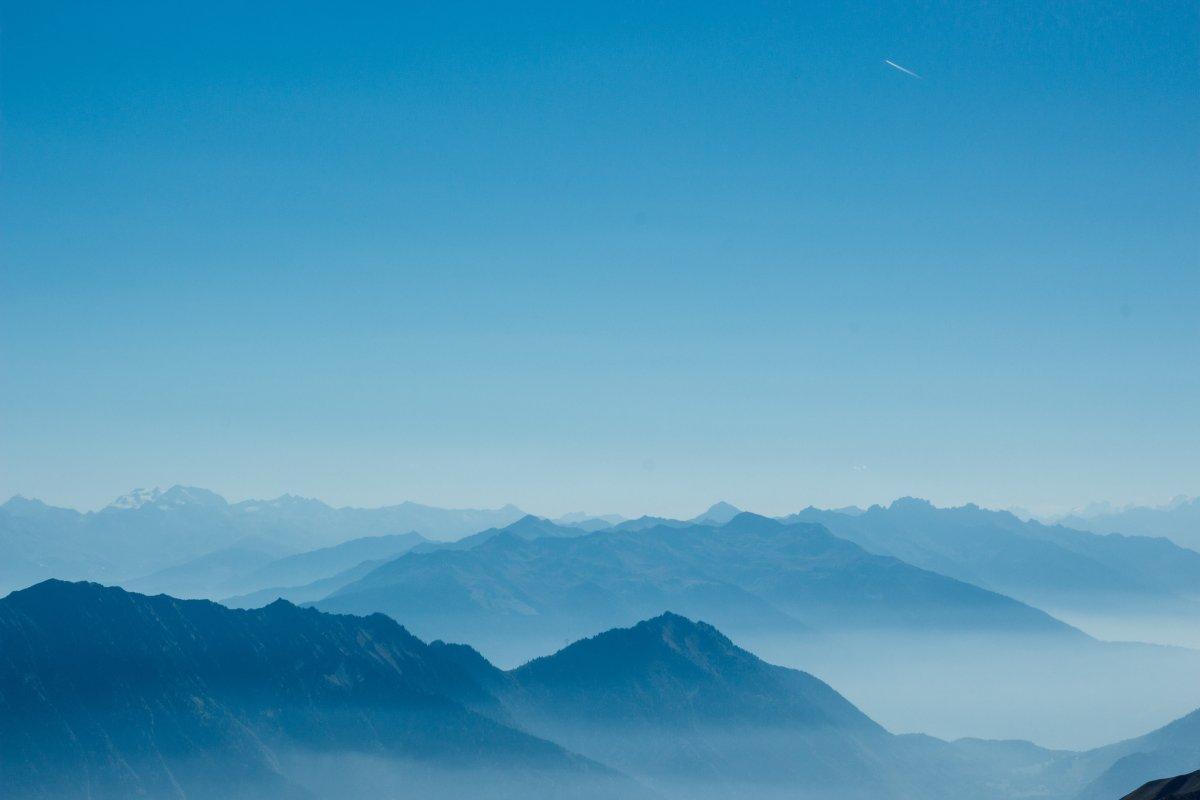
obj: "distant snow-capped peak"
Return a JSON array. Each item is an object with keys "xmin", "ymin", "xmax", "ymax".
[
  {"xmin": 107, "ymin": 487, "xmax": 164, "ymax": 510},
  {"xmin": 106, "ymin": 485, "xmax": 228, "ymax": 511}
]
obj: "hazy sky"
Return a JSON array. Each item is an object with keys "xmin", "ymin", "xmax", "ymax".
[{"xmin": 2, "ymin": 1, "xmax": 1197, "ymax": 516}]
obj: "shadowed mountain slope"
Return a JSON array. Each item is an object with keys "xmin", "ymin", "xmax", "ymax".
[
  {"xmin": 0, "ymin": 580, "xmax": 641, "ymax": 800},
  {"xmin": 499, "ymin": 613, "xmax": 918, "ymax": 799},
  {"xmin": 1, "ymin": 580, "xmax": 1188, "ymax": 800},
  {"xmin": 1120, "ymin": 771, "xmax": 1200, "ymax": 800}
]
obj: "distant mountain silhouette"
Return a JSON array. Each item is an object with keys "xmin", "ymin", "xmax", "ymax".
[
  {"xmin": 413, "ymin": 514, "xmax": 595, "ymax": 552},
  {"xmin": 1120, "ymin": 770, "xmax": 1200, "ymax": 800},
  {"xmin": 222, "ymin": 557, "xmax": 392, "ymax": 609},
  {"xmin": 240, "ymin": 531, "xmax": 428, "ymax": 589},
  {"xmin": 316, "ymin": 512, "xmax": 1079, "ymax": 663},
  {"xmin": 122, "ymin": 542, "xmax": 285, "ymax": 598},
  {"xmin": 0, "ymin": 580, "xmax": 642, "ymax": 800},
  {"xmin": 554, "ymin": 511, "xmax": 625, "ymax": 530},
  {"xmin": 1055, "ymin": 496, "xmax": 1200, "ymax": 552},
  {"xmin": 689, "ymin": 501, "xmax": 742, "ymax": 524},
  {"xmin": 119, "ymin": 532, "xmax": 430, "ymax": 601},
  {"xmin": 0, "ymin": 489, "xmax": 525, "ymax": 594},
  {"xmin": 191, "ymin": 533, "xmax": 431, "ymax": 606},
  {"xmin": 611, "ymin": 514, "xmax": 696, "ymax": 531},
  {"xmin": 784, "ymin": 498, "xmax": 1200, "ymax": 620}
]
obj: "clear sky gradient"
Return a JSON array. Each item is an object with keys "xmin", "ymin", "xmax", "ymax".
[{"xmin": 2, "ymin": 1, "xmax": 1197, "ymax": 516}]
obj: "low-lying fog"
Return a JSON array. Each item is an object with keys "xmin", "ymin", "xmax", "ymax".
[
  {"xmin": 468, "ymin": 624, "xmax": 1200, "ymax": 751},
  {"xmin": 1045, "ymin": 608, "xmax": 1200, "ymax": 651},
  {"xmin": 740, "ymin": 629, "xmax": 1200, "ymax": 750}
]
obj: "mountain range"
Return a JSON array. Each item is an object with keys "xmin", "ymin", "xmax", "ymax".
[
  {"xmin": 785, "ymin": 498, "xmax": 1200, "ymax": 635},
  {"xmin": 5, "ymin": 488, "xmax": 1200, "ymax": 746},
  {"xmin": 126, "ymin": 531, "xmax": 430, "ymax": 600},
  {"xmin": 308, "ymin": 511, "xmax": 1200, "ymax": 746},
  {"xmin": 314, "ymin": 511, "xmax": 1078, "ymax": 661},
  {"xmin": 0, "ymin": 488, "xmax": 525, "ymax": 594},
  {"xmin": 2, "ymin": 580, "xmax": 1194, "ymax": 800},
  {"xmin": 0, "ymin": 580, "xmax": 639, "ymax": 800},
  {"xmin": 1050, "ymin": 496, "xmax": 1200, "ymax": 552}
]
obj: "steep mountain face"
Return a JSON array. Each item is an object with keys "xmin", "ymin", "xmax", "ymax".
[
  {"xmin": 785, "ymin": 498, "xmax": 1200, "ymax": 620},
  {"xmin": 499, "ymin": 613, "xmax": 931, "ymax": 799},
  {"xmin": 317, "ymin": 512, "xmax": 1078, "ymax": 664},
  {"xmin": 1119, "ymin": 771, "xmax": 1200, "ymax": 800},
  {"xmin": 0, "ymin": 581, "xmax": 637, "ymax": 800},
  {"xmin": 0, "ymin": 489, "xmax": 525, "ymax": 594}
]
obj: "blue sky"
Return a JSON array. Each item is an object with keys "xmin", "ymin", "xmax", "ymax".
[{"xmin": 2, "ymin": 1, "xmax": 1197, "ymax": 516}]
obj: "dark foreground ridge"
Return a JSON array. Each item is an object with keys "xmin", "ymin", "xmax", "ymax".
[
  {"xmin": 1, "ymin": 580, "xmax": 1196, "ymax": 800},
  {"xmin": 1121, "ymin": 771, "xmax": 1200, "ymax": 800},
  {"xmin": 0, "ymin": 580, "xmax": 636, "ymax": 800}
]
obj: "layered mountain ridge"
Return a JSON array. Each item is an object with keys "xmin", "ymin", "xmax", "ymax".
[
  {"xmin": 0, "ymin": 580, "xmax": 638, "ymax": 800},
  {"xmin": 316, "ymin": 511, "xmax": 1082, "ymax": 663},
  {"xmin": 3, "ymin": 580, "xmax": 1191, "ymax": 800}
]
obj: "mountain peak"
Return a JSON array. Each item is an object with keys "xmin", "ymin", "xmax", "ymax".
[
  {"xmin": 262, "ymin": 596, "xmax": 300, "ymax": 612},
  {"xmin": 691, "ymin": 501, "xmax": 742, "ymax": 524},
  {"xmin": 106, "ymin": 487, "xmax": 163, "ymax": 510},
  {"xmin": 501, "ymin": 515, "xmax": 580, "ymax": 539},
  {"xmin": 515, "ymin": 612, "xmax": 741, "ymax": 687},
  {"xmin": 1, "ymin": 495, "xmax": 55, "ymax": 515},
  {"xmin": 156, "ymin": 485, "xmax": 227, "ymax": 508},
  {"xmin": 635, "ymin": 610, "xmax": 721, "ymax": 639},
  {"xmin": 6, "ymin": 578, "xmax": 112, "ymax": 609},
  {"xmin": 639, "ymin": 610, "xmax": 702, "ymax": 628},
  {"xmin": 722, "ymin": 511, "xmax": 785, "ymax": 531},
  {"xmin": 261, "ymin": 493, "xmax": 331, "ymax": 511},
  {"xmin": 508, "ymin": 513, "xmax": 548, "ymax": 527},
  {"xmin": 888, "ymin": 496, "xmax": 936, "ymax": 512},
  {"xmin": 106, "ymin": 485, "xmax": 227, "ymax": 511}
]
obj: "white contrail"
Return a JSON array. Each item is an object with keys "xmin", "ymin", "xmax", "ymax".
[{"xmin": 885, "ymin": 59, "xmax": 922, "ymax": 79}]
